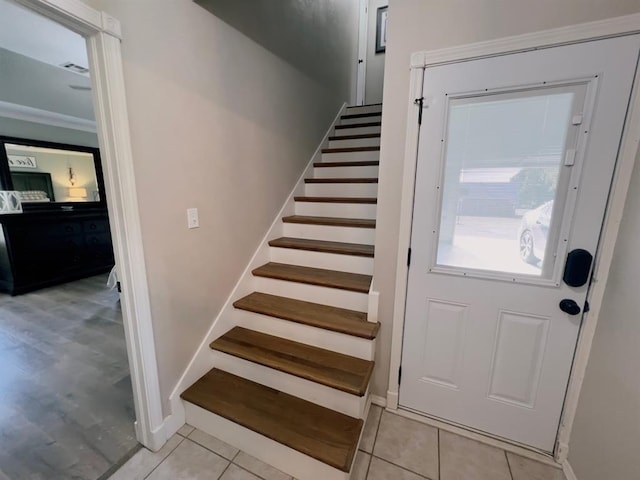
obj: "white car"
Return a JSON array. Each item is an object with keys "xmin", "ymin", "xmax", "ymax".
[{"xmin": 518, "ymin": 201, "xmax": 553, "ymax": 264}]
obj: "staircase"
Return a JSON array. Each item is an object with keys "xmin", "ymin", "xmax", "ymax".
[{"xmin": 180, "ymin": 103, "xmax": 382, "ymax": 480}]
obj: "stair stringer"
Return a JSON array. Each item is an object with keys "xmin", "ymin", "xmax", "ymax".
[{"xmin": 163, "ymin": 103, "xmax": 350, "ymax": 439}]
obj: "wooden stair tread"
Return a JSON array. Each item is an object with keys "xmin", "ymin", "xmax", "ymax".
[
  {"xmin": 328, "ymin": 133, "xmax": 381, "ymax": 141},
  {"xmin": 282, "ymin": 215, "xmax": 375, "ymax": 228},
  {"xmin": 335, "ymin": 121, "xmax": 381, "ymax": 129},
  {"xmin": 181, "ymin": 369, "xmax": 363, "ymax": 472},
  {"xmin": 269, "ymin": 237, "xmax": 374, "ymax": 257},
  {"xmin": 233, "ymin": 292, "xmax": 379, "ymax": 339},
  {"xmin": 210, "ymin": 327, "xmax": 374, "ymax": 396},
  {"xmin": 314, "ymin": 160, "xmax": 379, "ymax": 167},
  {"xmin": 346, "ymin": 102, "xmax": 382, "ymax": 108},
  {"xmin": 322, "ymin": 146, "xmax": 380, "ymax": 153},
  {"xmin": 252, "ymin": 262, "xmax": 372, "ymax": 293},
  {"xmin": 305, "ymin": 177, "xmax": 378, "ymax": 184},
  {"xmin": 294, "ymin": 196, "xmax": 377, "ymax": 204},
  {"xmin": 341, "ymin": 112, "xmax": 382, "ymax": 120}
]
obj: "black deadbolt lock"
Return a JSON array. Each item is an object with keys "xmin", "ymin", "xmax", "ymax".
[
  {"xmin": 563, "ymin": 249, "xmax": 593, "ymax": 287},
  {"xmin": 559, "ymin": 299, "xmax": 581, "ymax": 315}
]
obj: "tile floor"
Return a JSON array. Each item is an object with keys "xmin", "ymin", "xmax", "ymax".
[
  {"xmin": 0, "ymin": 275, "xmax": 137, "ymax": 479},
  {"xmin": 108, "ymin": 406, "xmax": 566, "ymax": 480}
]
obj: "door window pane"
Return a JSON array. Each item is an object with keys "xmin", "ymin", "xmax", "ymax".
[{"xmin": 435, "ymin": 88, "xmax": 580, "ymax": 277}]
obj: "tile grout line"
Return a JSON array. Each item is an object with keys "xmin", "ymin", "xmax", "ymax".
[
  {"xmin": 369, "ymin": 452, "xmax": 431, "ymax": 479},
  {"xmin": 505, "ymin": 450, "xmax": 514, "ymax": 480},
  {"xmin": 363, "ymin": 451, "xmax": 373, "ymax": 480},
  {"xmin": 437, "ymin": 428, "xmax": 441, "ymax": 480},
  {"xmin": 144, "ymin": 435, "xmax": 186, "ymax": 479}
]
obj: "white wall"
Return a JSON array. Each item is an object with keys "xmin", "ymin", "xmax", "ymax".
[
  {"xmin": 196, "ymin": 0, "xmax": 360, "ymax": 105},
  {"xmin": 365, "ymin": 0, "xmax": 387, "ymax": 104},
  {"xmin": 373, "ymin": 0, "xmax": 640, "ymax": 419},
  {"xmin": 568, "ymin": 147, "xmax": 640, "ymax": 479},
  {"xmin": 84, "ymin": 0, "xmax": 358, "ymax": 416}
]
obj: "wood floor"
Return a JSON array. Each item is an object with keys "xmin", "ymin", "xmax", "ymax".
[{"xmin": 0, "ymin": 275, "xmax": 137, "ymax": 480}]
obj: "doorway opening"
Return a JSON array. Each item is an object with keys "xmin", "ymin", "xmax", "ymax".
[
  {"xmin": 0, "ymin": 1, "xmax": 140, "ymax": 477},
  {"xmin": 356, "ymin": 0, "xmax": 387, "ymax": 105}
]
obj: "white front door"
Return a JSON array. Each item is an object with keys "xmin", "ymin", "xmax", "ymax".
[{"xmin": 400, "ymin": 35, "xmax": 640, "ymax": 452}]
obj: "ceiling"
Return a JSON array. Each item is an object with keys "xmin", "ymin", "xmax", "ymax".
[
  {"xmin": 0, "ymin": 0, "xmax": 95, "ymax": 122},
  {"xmin": 0, "ymin": 0, "xmax": 88, "ymax": 72}
]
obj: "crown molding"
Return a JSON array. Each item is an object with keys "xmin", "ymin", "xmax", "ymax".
[{"xmin": 0, "ymin": 101, "xmax": 97, "ymax": 133}]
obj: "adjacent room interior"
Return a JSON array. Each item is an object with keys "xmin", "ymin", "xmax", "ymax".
[{"xmin": 0, "ymin": 0, "xmax": 137, "ymax": 478}]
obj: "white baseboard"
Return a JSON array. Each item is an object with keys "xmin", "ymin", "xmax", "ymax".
[
  {"xmin": 563, "ymin": 460, "xmax": 578, "ymax": 480},
  {"xmin": 370, "ymin": 394, "xmax": 387, "ymax": 408},
  {"xmin": 162, "ymin": 103, "xmax": 349, "ymax": 438}
]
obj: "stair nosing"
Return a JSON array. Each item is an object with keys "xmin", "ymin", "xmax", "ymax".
[
  {"xmin": 322, "ymin": 146, "xmax": 380, "ymax": 154},
  {"xmin": 304, "ymin": 177, "xmax": 378, "ymax": 184},
  {"xmin": 233, "ymin": 292, "xmax": 379, "ymax": 339},
  {"xmin": 268, "ymin": 237, "xmax": 374, "ymax": 257},
  {"xmin": 328, "ymin": 133, "xmax": 381, "ymax": 141},
  {"xmin": 181, "ymin": 368, "xmax": 363, "ymax": 472},
  {"xmin": 209, "ymin": 327, "xmax": 374, "ymax": 396},
  {"xmin": 341, "ymin": 112, "xmax": 382, "ymax": 120},
  {"xmin": 294, "ymin": 196, "xmax": 377, "ymax": 204},
  {"xmin": 282, "ymin": 215, "xmax": 376, "ymax": 228},
  {"xmin": 334, "ymin": 121, "xmax": 381, "ymax": 129},
  {"xmin": 313, "ymin": 160, "xmax": 379, "ymax": 168},
  {"xmin": 252, "ymin": 262, "xmax": 371, "ymax": 293}
]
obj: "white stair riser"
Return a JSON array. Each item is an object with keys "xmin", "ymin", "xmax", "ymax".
[
  {"xmin": 231, "ymin": 309, "xmax": 376, "ymax": 360},
  {"xmin": 328, "ymin": 137, "xmax": 381, "ymax": 148},
  {"xmin": 340, "ymin": 115, "xmax": 382, "ymax": 125},
  {"xmin": 334, "ymin": 125, "xmax": 381, "ymax": 136},
  {"xmin": 305, "ymin": 183, "xmax": 378, "ymax": 197},
  {"xmin": 314, "ymin": 165, "xmax": 379, "ymax": 178},
  {"xmin": 344, "ymin": 105, "xmax": 382, "ymax": 115},
  {"xmin": 269, "ymin": 247, "xmax": 374, "ymax": 275},
  {"xmin": 283, "ymin": 223, "xmax": 376, "ymax": 244},
  {"xmin": 321, "ymin": 151, "xmax": 379, "ymax": 163},
  {"xmin": 211, "ymin": 350, "xmax": 368, "ymax": 418},
  {"xmin": 295, "ymin": 202, "xmax": 376, "ymax": 219},
  {"xmin": 251, "ymin": 276, "xmax": 369, "ymax": 311},
  {"xmin": 184, "ymin": 402, "xmax": 352, "ymax": 480}
]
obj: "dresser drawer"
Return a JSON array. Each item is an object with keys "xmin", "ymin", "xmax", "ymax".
[{"xmin": 83, "ymin": 219, "xmax": 109, "ymax": 234}]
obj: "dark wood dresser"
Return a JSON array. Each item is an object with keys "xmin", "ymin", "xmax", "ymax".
[{"xmin": 0, "ymin": 209, "xmax": 115, "ymax": 295}]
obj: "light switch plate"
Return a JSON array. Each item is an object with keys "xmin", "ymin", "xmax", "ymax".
[{"xmin": 187, "ymin": 208, "xmax": 199, "ymax": 229}]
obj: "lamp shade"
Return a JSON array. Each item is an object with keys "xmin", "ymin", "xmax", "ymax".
[{"xmin": 69, "ymin": 187, "xmax": 88, "ymax": 198}]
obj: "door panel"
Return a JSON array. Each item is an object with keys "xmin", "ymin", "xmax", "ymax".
[{"xmin": 400, "ymin": 35, "xmax": 640, "ymax": 451}]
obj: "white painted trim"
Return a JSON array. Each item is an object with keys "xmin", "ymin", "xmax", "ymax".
[
  {"xmin": 391, "ymin": 408, "xmax": 561, "ymax": 469},
  {"xmin": 15, "ymin": 0, "xmax": 164, "ymax": 451},
  {"xmin": 563, "ymin": 460, "xmax": 579, "ymax": 480},
  {"xmin": 410, "ymin": 13, "xmax": 640, "ymax": 69},
  {"xmin": 556, "ymin": 47, "xmax": 640, "ymax": 464},
  {"xmin": 386, "ymin": 63, "xmax": 424, "ymax": 411},
  {"xmin": 0, "ymin": 100, "xmax": 97, "ymax": 133},
  {"xmin": 166, "ymin": 103, "xmax": 349, "ymax": 438},
  {"xmin": 356, "ymin": 0, "xmax": 368, "ymax": 105},
  {"xmin": 386, "ymin": 13, "xmax": 640, "ymax": 462}
]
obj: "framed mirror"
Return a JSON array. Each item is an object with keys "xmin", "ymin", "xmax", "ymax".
[{"xmin": 0, "ymin": 136, "xmax": 106, "ymax": 212}]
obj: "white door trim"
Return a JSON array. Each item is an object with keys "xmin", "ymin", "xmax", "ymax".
[
  {"xmin": 387, "ymin": 12, "xmax": 640, "ymax": 462},
  {"xmin": 356, "ymin": 0, "xmax": 368, "ymax": 105},
  {"xmin": 14, "ymin": 0, "xmax": 165, "ymax": 451}
]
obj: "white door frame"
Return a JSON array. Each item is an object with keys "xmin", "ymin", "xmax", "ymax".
[
  {"xmin": 356, "ymin": 0, "xmax": 368, "ymax": 105},
  {"xmin": 386, "ymin": 13, "xmax": 640, "ymax": 464},
  {"xmin": 14, "ymin": 0, "xmax": 166, "ymax": 451}
]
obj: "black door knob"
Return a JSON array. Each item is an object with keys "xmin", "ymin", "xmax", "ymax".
[{"xmin": 559, "ymin": 299, "xmax": 581, "ymax": 315}]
